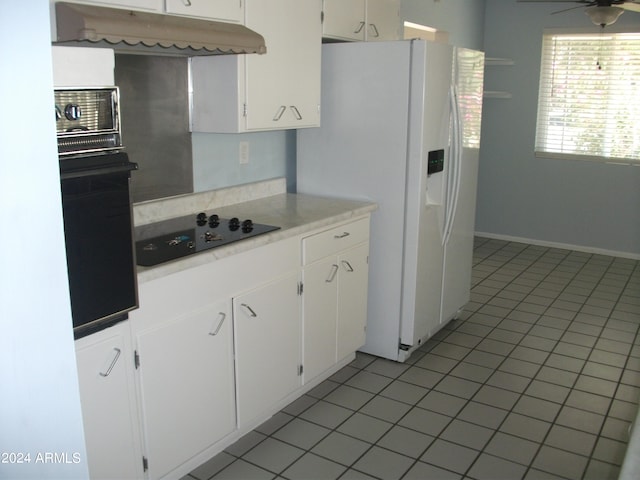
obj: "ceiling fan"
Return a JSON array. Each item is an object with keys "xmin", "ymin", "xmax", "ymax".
[{"xmin": 517, "ymin": 0, "xmax": 640, "ymax": 27}]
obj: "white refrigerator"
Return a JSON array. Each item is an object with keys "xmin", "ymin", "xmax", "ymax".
[{"xmin": 297, "ymin": 39, "xmax": 485, "ymax": 362}]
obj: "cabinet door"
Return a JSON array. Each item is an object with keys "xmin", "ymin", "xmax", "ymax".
[
  {"xmin": 165, "ymin": 0, "xmax": 243, "ymax": 23},
  {"xmin": 244, "ymin": 0, "xmax": 321, "ymax": 130},
  {"xmin": 76, "ymin": 326, "xmax": 143, "ymax": 480},
  {"xmin": 59, "ymin": 0, "xmax": 163, "ymax": 11},
  {"xmin": 234, "ymin": 272, "xmax": 301, "ymax": 427},
  {"xmin": 302, "ymin": 257, "xmax": 338, "ymax": 383},
  {"xmin": 365, "ymin": 0, "xmax": 401, "ymax": 41},
  {"xmin": 337, "ymin": 242, "xmax": 369, "ymax": 360},
  {"xmin": 136, "ymin": 300, "xmax": 235, "ymax": 480},
  {"xmin": 322, "ymin": 0, "xmax": 366, "ymax": 41}
]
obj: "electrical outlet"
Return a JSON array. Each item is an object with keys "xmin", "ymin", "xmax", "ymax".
[{"xmin": 239, "ymin": 141, "xmax": 249, "ymax": 165}]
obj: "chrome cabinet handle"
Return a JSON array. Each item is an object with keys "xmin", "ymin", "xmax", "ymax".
[
  {"xmin": 326, "ymin": 264, "xmax": 339, "ymax": 283},
  {"xmin": 273, "ymin": 105, "xmax": 286, "ymax": 121},
  {"xmin": 290, "ymin": 106, "xmax": 302, "ymax": 120},
  {"xmin": 99, "ymin": 347, "xmax": 121, "ymax": 377},
  {"xmin": 182, "ymin": 0, "xmax": 192, "ymax": 6},
  {"xmin": 354, "ymin": 21, "xmax": 365, "ymax": 34},
  {"xmin": 369, "ymin": 23, "xmax": 380, "ymax": 38},
  {"xmin": 241, "ymin": 303, "xmax": 258, "ymax": 318},
  {"xmin": 341, "ymin": 260, "xmax": 354, "ymax": 272},
  {"xmin": 209, "ymin": 312, "xmax": 226, "ymax": 336},
  {"xmin": 334, "ymin": 232, "xmax": 350, "ymax": 239}
]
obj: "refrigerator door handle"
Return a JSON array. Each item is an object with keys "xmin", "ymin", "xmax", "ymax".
[
  {"xmin": 443, "ymin": 87, "xmax": 455, "ymax": 243},
  {"xmin": 443, "ymin": 84, "xmax": 463, "ymax": 246}
]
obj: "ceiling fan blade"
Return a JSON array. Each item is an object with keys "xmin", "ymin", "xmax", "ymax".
[
  {"xmin": 621, "ymin": 3, "xmax": 640, "ymax": 13},
  {"xmin": 551, "ymin": 5, "xmax": 591, "ymax": 13}
]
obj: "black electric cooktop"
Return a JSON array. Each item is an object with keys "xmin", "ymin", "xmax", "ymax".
[{"xmin": 135, "ymin": 212, "xmax": 280, "ymax": 267}]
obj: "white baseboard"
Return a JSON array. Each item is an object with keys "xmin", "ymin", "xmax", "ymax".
[{"xmin": 475, "ymin": 232, "xmax": 640, "ymax": 261}]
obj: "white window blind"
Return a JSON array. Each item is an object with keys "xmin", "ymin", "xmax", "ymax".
[{"xmin": 535, "ymin": 32, "xmax": 640, "ymax": 163}]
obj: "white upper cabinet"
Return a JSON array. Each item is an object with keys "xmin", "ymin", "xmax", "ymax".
[
  {"xmin": 164, "ymin": 0, "xmax": 243, "ymax": 23},
  {"xmin": 52, "ymin": 1, "xmax": 242, "ymax": 22},
  {"xmin": 52, "ymin": 0, "xmax": 163, "ymax": 12},
  {"xmin": 365, "ymin": 0, "xmax": 402, "ymax": 41},
  {"xmin": 321, "ymin": 0, "xmax": 365, "ymax": 42},
  {"xmin": 191, "ymin": 0, "xmax": 322, "ymax": 132},
  {"xmin": 322, "ymin": 0, "xmax": 401, "ymax": 42}
]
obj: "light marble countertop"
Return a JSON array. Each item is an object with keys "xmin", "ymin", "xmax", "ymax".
[{"xmin": 135, "ymin": 192, "xmax": 377, "ymax": 284}]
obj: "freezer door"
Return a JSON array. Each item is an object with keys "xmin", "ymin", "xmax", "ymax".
[
  {"xmin": 440, "ymin": 47, "xmax": 485, "ymax": 324},
  {"xmin": 399, "ymin": 41, "xmax": 454, "ymax": 352}
]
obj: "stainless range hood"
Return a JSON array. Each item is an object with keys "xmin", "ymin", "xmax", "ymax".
[{"xmin": 53, "ymin": 2, "xmax": 266, "ymax": 57}]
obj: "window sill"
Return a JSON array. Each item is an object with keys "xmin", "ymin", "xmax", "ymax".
[{"xmin": 534, "ymin": 151, "xmax": 640, "ymax": 166}]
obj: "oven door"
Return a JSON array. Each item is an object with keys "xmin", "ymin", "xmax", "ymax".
[{"xmin": 60, "ymin": 152, "xmax": 138, "ymax": 338}]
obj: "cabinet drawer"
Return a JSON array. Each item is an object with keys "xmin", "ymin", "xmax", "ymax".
[{"xmin": 302, "ymin": 217, "xmax": 369, "ymax": 265}]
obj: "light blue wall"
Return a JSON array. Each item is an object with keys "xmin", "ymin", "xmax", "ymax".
[
  {"xmin": 0, "ymin": 1, "xmax": 89, "ymax": 478},
  {"xmin": 400, "ymin": 0, "xmax": 486, "ymax": 50},
  {"xmin": 192, "ymin": 130, "xmax": 296, "ymax": 192},
  {"xmin": 478, "ymin": 0, "xmax": 640, "ymax": 256}
]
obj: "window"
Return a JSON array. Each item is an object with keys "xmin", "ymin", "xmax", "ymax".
[{"xmin": 535, "ymin": 31, "xmax": 640, "ymax": 163}]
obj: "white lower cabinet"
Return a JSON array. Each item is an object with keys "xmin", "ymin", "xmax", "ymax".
[
  {"xmin": 336, "ymin": 242, "xmax": 369, "ymax": 360},
  {"xmin": 234, "ymin": 272, "xmax": 301, "ymax": 428},
  {"xmin": 302, "ymin": 218, "xmax": 370, "ymax": 383},
  {"xmin": 76, "ymin": 217, "xmax": 371, "ymax": 479},
  {"xmin": 135, "ymin": 299, "xmax": 235, "ymax": 480},
  {"xmin": 302, "ymin": 256, "xmax": 339, "ymax": 381},
  {"xmin": 75, "ymin": 322, "xmax": 144, "ymax": 480}
]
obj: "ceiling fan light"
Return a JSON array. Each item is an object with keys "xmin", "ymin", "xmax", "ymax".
[{"xmin": 585, "ymin": 6, "xmax": 624, "ymax": 27}]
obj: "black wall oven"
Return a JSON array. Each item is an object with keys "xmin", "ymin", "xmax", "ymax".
[{"xmin": 56, "ymin": 88, "xmax": 138, "ymax": 338}]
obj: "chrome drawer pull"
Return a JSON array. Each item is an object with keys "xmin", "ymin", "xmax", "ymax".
[
  {"xmin": 354, "ymin": 21, "xmax": 365, "ymax": 34},
  {"xmin": 290, "ymin": 106, "xmax": 302, "ymax": 120},
  {"xmin": 241, "ymin": 303, "xmax": 258, "ymax": 318},
  {"xmin": 273, "ymin": 105, "xmax": 286, "ymax": 121},
  {"xmin": 209, "ymin": 312, "xmax": 226, "ymax": 336},
  {"xmin": 99, "ymin": 348, "xmax": 121, "ymax": 377},
  {"xmin": 342, "ymin": 260, "xmax": 354, "ymax": 272},
  {"xmin": 334, "ymin": 232, "xmax": 350, "ymax": 239},
  {"xmin": 326, "ymin": 264, "xmax": 339, "ymax": 283}
]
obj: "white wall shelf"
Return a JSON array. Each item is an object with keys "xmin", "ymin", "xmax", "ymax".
[
  {"xmin": 484, "ymin": 57, "xmax": 514, "ymax": 98},
  {"xmin": 483, "ymin": 90, "xmax": 512, "ymax": 99},
  {"xmin": 486, "ymin": 57, "xmax": 515, "ymax": 66}
]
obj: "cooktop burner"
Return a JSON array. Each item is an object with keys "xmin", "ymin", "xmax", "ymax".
[{"xmin": 135, "ymin": 212, "xmax": 280, "ymax": 267}]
